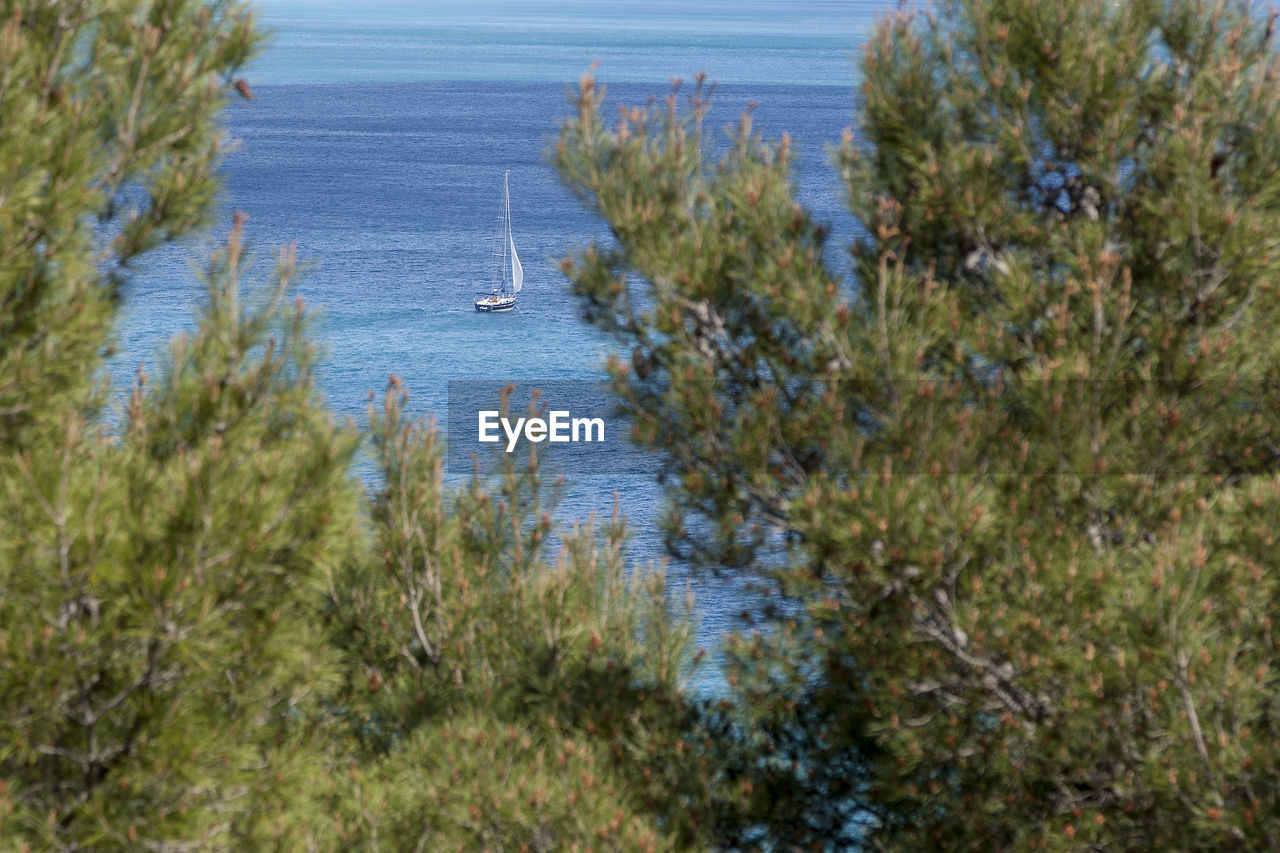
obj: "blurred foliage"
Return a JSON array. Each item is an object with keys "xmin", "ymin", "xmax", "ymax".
[
  {"xmin": 0, "ymin": 0, "xmax": 255, "ymax": 447},
  {"xmin": 317, "ymin": 380, "xmax": 742, "ymax": 850},
  {"xmin": 0, "ymin": 1, "xmax": 739, "ymax": 850},
  {"xmin": 556, "ymin": 0, "xmax": 1280, "ymax": 848},
  {"xmin": 17, "ymin": 0, "xmax": 1280, "ymax": 849}
]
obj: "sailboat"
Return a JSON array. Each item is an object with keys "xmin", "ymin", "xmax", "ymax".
[{"xmin": 474, "ymin": 171, "xmax": 523, "ymax": 312}]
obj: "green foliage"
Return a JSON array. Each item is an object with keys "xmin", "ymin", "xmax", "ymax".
[
  {"xmin": 319, "ymin": 386, "xmax": 740, "ymax": 849},
  {"xmin": 556, "ymin": 0, "xmax": 1280, "ymax": 848},
  {"xmin": 0, "ymin": 215, "xmax": 361, "ymax": 848},
  {"xmin": 0, "ymin": 0, "xmax": 257, "ymax": 447},
  {"xmin": 0, "ymin": 2, "xmax": 732, "ymax": 850},
  {"xmin": 327, "ymin": 713, "xmax": 676, "ymax": 852}
]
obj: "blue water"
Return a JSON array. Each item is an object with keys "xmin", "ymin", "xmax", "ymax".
[
  {"xmin": 113, "ymin": 1, "xmax": 890, "ymax": 686},
  {"xmin": 251, "ymin": 0, "xmax": 882, "ymax": 87}
]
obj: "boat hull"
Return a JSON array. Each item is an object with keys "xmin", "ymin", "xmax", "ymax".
[{"xmin": 474, "ymin": 295, "xmax": 516, "ymax": 312}]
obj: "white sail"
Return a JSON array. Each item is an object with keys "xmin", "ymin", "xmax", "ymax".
[{"xmin": 510, "ymin": 233, "xmax": 523, "ymax": 294}]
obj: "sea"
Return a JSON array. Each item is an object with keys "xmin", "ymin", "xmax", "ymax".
[{"xmin": 112, "ymin": 0, "xmax": 893, "ymax": 690}]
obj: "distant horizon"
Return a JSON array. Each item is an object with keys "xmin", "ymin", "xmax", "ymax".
[{"xmin": 248, "ymin": 0, "xmax": 885, "ymax": 87}]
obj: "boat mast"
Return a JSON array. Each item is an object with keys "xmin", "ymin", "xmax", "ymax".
[{"xmin": 502, "ymin": 171, "xmax": 511, "ymax": 294}]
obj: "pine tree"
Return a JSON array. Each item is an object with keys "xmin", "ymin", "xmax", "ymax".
[
  {"xmin": 556, "ymin": 0, "xmax": 1280, "ymax": 847},
  {"xmin": 0, "ymin": 214, "xmax": 365, "ymax": 847},
  {"xmin": 0, "ymin": 1, "xmax": 361, "ymax": 847},
  {"xmin": 0, "ymin": 3, "xmax": 732, "ymax": 848},
  {"xmin": 0, "ymin": 0, "xmax": 256, "ymax": 447}
]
